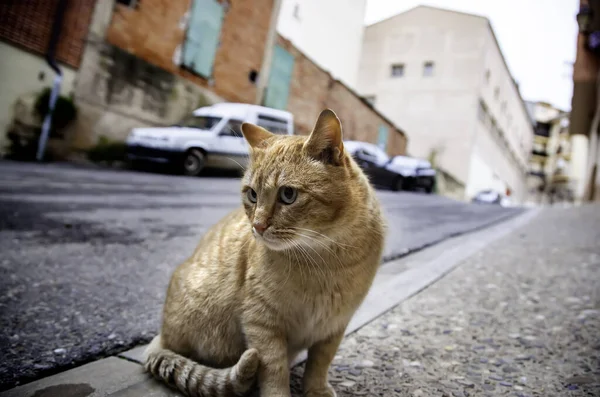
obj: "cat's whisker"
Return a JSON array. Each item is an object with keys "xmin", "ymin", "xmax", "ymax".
[
  {"xmin": 287, "ymin": 231, "xmax": 345, "ymax": 270},
  {"xmin": 290, "ymin": 227, "xmax": 357, "ymax": 248},
  {"xmin": 302, "ymin": 243, "xmax": 335, "ymax": 285},
  {"xmin": 280, "ymin": 239, "xmax": 294, "ymax": 286},
  {"xmin": 296, "ymin": 243, "xmax": 328, "ymax": 285},
  {"xmin": 226, "ymin": 157, "xmax": 246, "ymax": 171},
  {"xmin": 286, "ymin": 238, "xmax": 306, "ymax": 281},
  {"xmin": 294, "ymin": 243, "xmax": 315, "ymax": 276}
]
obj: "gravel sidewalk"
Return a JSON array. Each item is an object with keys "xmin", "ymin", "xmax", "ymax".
[{"xmin": 288, "ymin": 205, "xmax": 600, "ymax": 396}]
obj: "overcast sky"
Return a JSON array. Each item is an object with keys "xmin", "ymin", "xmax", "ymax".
[{"xmin": 365, "ymin": 0, "xmax": 578, "ymax": 111}]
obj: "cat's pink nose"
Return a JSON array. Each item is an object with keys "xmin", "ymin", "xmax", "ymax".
[{"xmin": 252, "ymin": 222, "xmax": 269, "ymax": 235}]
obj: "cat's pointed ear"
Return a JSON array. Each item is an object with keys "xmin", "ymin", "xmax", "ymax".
[
  {"xmin": 304, "ymin": 109, "xmax": 344, "ymax": 165},
  {"xmin": 241, "ymin": 122, "xmax": 274, "ymax": 149}
]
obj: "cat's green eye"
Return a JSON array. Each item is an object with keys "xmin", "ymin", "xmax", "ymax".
[
  {"xmin": 247, "ymin": 188, "xmax": 257, "ymax": 203},
  {"xmin": 279, "ymin": 186, "xmax": 297, "ymax": 204}
]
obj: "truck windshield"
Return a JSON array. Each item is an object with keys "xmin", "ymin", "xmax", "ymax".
[{"xmin": 175, "ymin": 115, "xmax": 221, "ymax": 130}]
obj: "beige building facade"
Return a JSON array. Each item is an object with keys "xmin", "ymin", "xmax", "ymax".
[
  {"xmin": 526, "ymin": 101, "xmax": 576, "ymax": 204},
  {"xmin": 358, "ymin": 6, "xmax": 533, "ymax": 203}
]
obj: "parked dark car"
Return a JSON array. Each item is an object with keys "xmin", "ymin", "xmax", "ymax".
[{"xmin": 344, "ymin": 141, "xmax": 436, "ymax": 193}]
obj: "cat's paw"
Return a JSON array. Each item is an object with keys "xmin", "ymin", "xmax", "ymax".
[{"xmin": 304, "ymin": 384, "xmax": 337, "ymax": 397}]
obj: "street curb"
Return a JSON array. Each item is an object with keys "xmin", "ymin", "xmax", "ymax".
[
  {"xmin": 380, "ymin": 208, "xmax": 524, "ymax": 263},
  {"xmin": 291, "ymin": 207, "xmax": 540, "ymax": 366},
  {"xmin": 0, "ymin": 208, "xmax": 540, "ymax": 396}
]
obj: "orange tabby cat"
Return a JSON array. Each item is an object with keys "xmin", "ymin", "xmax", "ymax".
[{"xmin": 144, "ymin": 109, "xmax": 385, "ymax": 397}]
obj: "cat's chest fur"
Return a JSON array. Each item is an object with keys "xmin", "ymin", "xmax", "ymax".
[
  {"xmin": 248, "ymin": 263, "xmax": 361, "ymax": 351},
  {"xmin": 285, "ymin": 283, "xmax": 352, "ymax": 350}
]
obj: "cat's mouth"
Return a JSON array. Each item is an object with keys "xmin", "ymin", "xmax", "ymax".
[{"xmin": 253, "ymin": 230, "xmax": 296, "ymax": 251}]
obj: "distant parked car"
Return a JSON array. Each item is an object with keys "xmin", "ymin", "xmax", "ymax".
[
  {"xmin": 388, "ymin": 155, "xmax": 437, "ymax": 193},
  {"xmin": 344, "ymin": 140, "xmax": 436, "ymax": 193},
  {"xmin": 471, "ymin": 190, "xmax": 512, "ymax": 206},
  {"xmin": 125, "ymin": 103, "xmax": 294, "ymax": 176}
]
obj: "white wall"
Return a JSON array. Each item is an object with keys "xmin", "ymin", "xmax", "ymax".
[
  {"xmin": 478, "ymin": 28, "xmax": 533, "ymax": 171},
  {"xmin": 468, "ymin": 119, "xmax": 527, "ymax": 202},
  {"xmin": 466, "ymin": 148, "xmax": 507, "ymax": 197},
  {"xmin": 277, "ymin": 0, "xmax": 366, "ymax": 88},
  {"xmin": 467, "ymin": 26, "xmax": 533, "ymax": 202},
  {"xmin": 570, "ymin": 134, "xmax": 589, "ymax": 202},
  {"xmin": 0, "ymin": 42, "xmax": 77, "ymax": 154},
  {"xmin": 357, "ymin": 6, "xmax": 487, "ymax": 184}
]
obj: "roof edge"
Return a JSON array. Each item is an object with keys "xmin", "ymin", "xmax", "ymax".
[{"xmin": 366, "ymin": 5, "xmax": 488, "ymax": 28}]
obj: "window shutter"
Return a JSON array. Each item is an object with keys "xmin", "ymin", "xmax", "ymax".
[{"xmin": 182, "ymin": 0, "xmax": 224, "ymax": 78}]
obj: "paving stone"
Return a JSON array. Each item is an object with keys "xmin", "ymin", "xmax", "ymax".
[
  {"xmin": 117, "ymin": 344, "xmax": 149, "ymax": 364},
  {"xmin": 0, "ymin": 358, "xmax": 148, "ymax": 397}
]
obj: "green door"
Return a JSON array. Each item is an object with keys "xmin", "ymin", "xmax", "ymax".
[{"xmin": 264, "ymin": 45, "xmax": 294, "ymax": 110}]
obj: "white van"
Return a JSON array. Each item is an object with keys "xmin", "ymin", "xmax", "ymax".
[{"xmin": 125, "ymin": 103, "xmax": 294, "ymax": 176}]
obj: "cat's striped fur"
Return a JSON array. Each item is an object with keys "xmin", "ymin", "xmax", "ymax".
[
  {"xmin": 144, "ymin": 109, "xmax": 385, "ymax": 397},
  {"xmin": 145, "ymin": 338, "xmax": 258, "ymax": 396}
]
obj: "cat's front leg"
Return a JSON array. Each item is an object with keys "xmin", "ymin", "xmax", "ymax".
[
  {"xmin": 303, "ymin": 331, "xmax": 345, "ymax": 397},
  {"xmin": 245, "ymin": 323, "xmax": 291, "ymax": 397}
]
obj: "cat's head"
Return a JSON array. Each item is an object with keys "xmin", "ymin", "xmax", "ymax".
[{"xmin": 240, "ymin": 109, "xmax": 359, "ymax": 251}]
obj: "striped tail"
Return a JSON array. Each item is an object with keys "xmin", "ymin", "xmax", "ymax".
[{"xmin": 144, "ymin": 345, "xmax": 259, "ymax": 397}]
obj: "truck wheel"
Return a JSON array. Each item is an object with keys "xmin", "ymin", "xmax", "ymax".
[
  {"xmin": 182, "ymin": 149, "xmax": 205, "ymax": 176},
  {"xmin": 127, "ymin": 158, "xmax": 144, "ymax": 171},
  {"xmin": 392, "ymin": 176, "xmax": 404, "ymax": 192},
  {"xmin": 424, "ymin": 178, "xmax": 435, "ymax": 194}
]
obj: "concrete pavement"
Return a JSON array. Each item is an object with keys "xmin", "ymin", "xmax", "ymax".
[
  {"xmin": 0, "ymin": 160, "xmax": 523, "ymax": 390},
  {"xmin": 0, "ymin": 205, "xmax": 541, "ymax": 397},
  {"xmin": 3, "ymin": 204, "xmax": 597, "ymax": 397},
  {"xmin": 312, "ymin": 205, "xmax": 600, "ymax": 397}
]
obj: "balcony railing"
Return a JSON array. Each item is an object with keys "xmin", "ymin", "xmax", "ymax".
[{"xmin": 528, "ymin": 170, "xmax": 546, "ymax": 179}]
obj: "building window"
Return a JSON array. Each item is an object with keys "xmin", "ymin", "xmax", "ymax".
[
  {"xmin": 494, "ymin": 87, "xmax": 500, "ymax": 99},
  {"xmin": 485, "ymin": 69, "xmax": 490, "ymax": 83},
  {"xmin": 257, "ymin": 114, "xmax": 290, "ymax": 134},
  {"xmin": 248, "ymin": 69, "xmax": 258, "ymax": 83},
  {"xmin": 116, "ymin": 0, "xmax": 137, "ymax": 6},
  {"xmin": 423, "ymin": 61, "xmax": 434, "ymax": 77},
  {"xmin": 478, "ymin": 100, "xmax": 487, "ymax": 123},
  {"xmin": 293, "ymin": 3, "xmax": 300, "ymax": 20},
  {"xmin": 222, "ymin": 119, "xmax": 244, "ymax": 138},
  {"xmin": 391, "ymin": 64, "xmax": 405, "ymax": 77},
  {"xmin": 501, "ymin": 101, "xmax": 507, "ymax": 113}
]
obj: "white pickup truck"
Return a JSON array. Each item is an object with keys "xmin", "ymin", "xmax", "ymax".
[{"xmin": 125, "ymin": 103, "xmax": 294, "ymax": 176}]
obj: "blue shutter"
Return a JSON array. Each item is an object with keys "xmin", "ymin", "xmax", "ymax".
[
  {"xmin": 378, "ymin": 125, "xmax": 389, "ymax": 151},
  {"xmin": 182, "ymin": 0, "xmax": 224, "ymax": 78},
  {"xmin": 264, "ymin": 45, "xmax": 294, "ymax": 110}
]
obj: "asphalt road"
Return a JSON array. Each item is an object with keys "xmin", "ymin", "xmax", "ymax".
[{"xmin": 0, "ymin": 161, "xmax": 523, "ymax": 390}]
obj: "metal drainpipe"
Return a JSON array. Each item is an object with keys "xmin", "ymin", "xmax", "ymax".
[
  {"xmin": 255, "ymin": 0, "xmax": 283, "ymax": 106},
  {"xmin": 36, "ymin": 0, "xmax": 67, "ymax": 162}
]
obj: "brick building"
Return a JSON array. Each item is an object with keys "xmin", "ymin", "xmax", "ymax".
[
  {"xmin": 1, "ymin": 0, "xmax": 408, "ymax": 157},
  {"xmin": 0, "ymin": 0, "xmax": 96, "ymax": 153}
]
